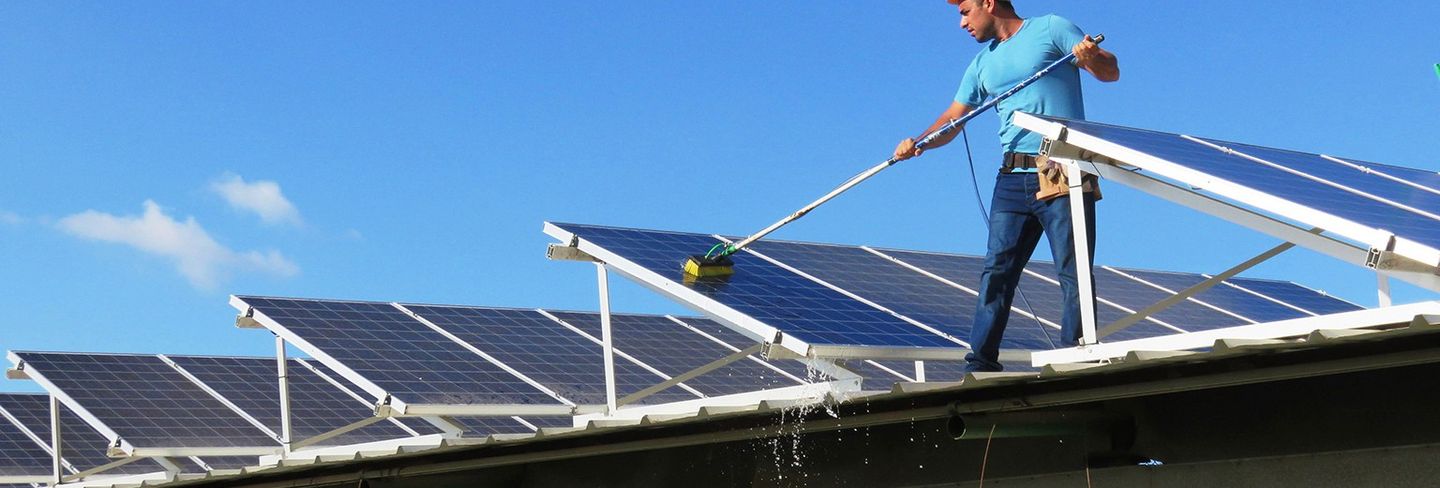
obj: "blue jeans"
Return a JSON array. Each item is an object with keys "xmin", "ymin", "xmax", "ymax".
[{"xmin": 964, "ymin": 171, "xmax": 1096, "ymax": 373}]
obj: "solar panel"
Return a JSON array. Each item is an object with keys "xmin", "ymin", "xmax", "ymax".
[
  {"xmin": 10, "ymin": 352, "xmax": 278, "ymax": 449},
  {"xmin": 547, "ymin": 311, "xmax": 803, "ymax": 396},
  {"xmin": 0, "ymin": 397, "xmax": 52, "ymax": 477},
  {"xmin": 1019, "ymin": 114, "xmax": 1440, "ymax": 270},
  {"xmin": 0, "ymin": 394, "xmax": 166, "ymax": 475},
  {"xmin": 399, "ymin": 305, "xmax": 697, "ymax": 405},
  {"xmin": 1221, "ymin": 278, "xmax": 1362, "ymax": 316},
  {"xmin": 165, "ymin": 356, "xmax": 420, "ymax": 446},
  {"xmin": 233, "ymin": 297, "xmax": 563, "ymax": 408},
  {"xmin": 545, "ymin": 223, "xmax": 960, "ymax": 353},
  {"xmin": 548, "ymin": 222, "xmax": 1370, "ymax": 361},
  {"xmin": 875, "ymin": 249, "xmax": 1185, "ymax": 341},
  {"xmin": 1114, "ymin": 269, "xmax": 1321, "ymax": 324},
  {"xmin": 1194, "ymin": 138, "xmax": 1440, "ymax": 228},
  {"xmin": 742, "ymin": 240, "xmax": 983, "ymax": 346}
]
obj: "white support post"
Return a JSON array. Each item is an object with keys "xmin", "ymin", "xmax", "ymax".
[
  {"xmin": 595, "ymin": 263, "xmax": 618, "ymax": 414},
  {"xmin": 276, "ymin": 335, "xmax": 293, "ymax": 454},
  {"xmin": 1066, "ymin": 163, "xmax": 1099, "ymax": 345},
  {"xmin": 1378, "ymin": 273, "xmax": 1393, "ymax": 308},
  {"xmin": 913, "ymin": 361, "xmax": 926, "ymax": 383},
  {"xmin": 50, "ymin": 395, "xmax": 62, "ymax": 486}
]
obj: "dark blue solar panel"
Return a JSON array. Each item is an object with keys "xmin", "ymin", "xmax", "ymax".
[
  {"xmin": 14, "ymin": 352, "xmax": 278, "ymax": 449},
  {"xmin": 1092, "ymin": 268, "xmax": 1251, "ymax": 331},
  {"xmin": 1196, "ymin": 139, "xmax": 1440, "ymax": 222},
  {"xmin": 1222, "ymin": 278, "xmax": 1363, "ymax": 316},
  {"xmin": 168, "ymin": 356, "xmax": 418, "ymax": 446},
  {"xmin": 548, "ymin": 311, "xmax": 803, "ymax": 396},
  {"xmin": 1116, "ymin": 270, "xmax": 1312, "ymax": 324},
  {"xmin": 237, "ymin": 297, "xmax": 560, "ymax": 406},
  {"xmin": 749, "ymin": 240, "xmax": 1059, "ymax": 349},
  {"xmin": 874, "ymin": 249, "xmax": 1168, "ymax": 341},
  {"xmin": 401, "ymin": 305, "xmax": 697, "ymax": 405},
  {"xmin": 1337, "ymin": 157, "xmax": 1440, "ymax": 196},
  {"xmin": 551, "ymin": 223, "xmax": 957, "ymax": 349},
  {"xmin": 1039, "ymin": 115, "xmax": 1440, "ymax": 251},
  {"xmin": 0, "ymin": 398, "xmax": 52, "ymax": 476},
  {"xmin": 0, "ymin": 394, "xmax": 167, "ymax": 475}
]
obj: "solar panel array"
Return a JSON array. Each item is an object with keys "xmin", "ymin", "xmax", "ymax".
[
  {"xmin": 0, "ymin": 393, "xmax": 167, "ymax": 476},
  {"xmin": 547, "ymin": 222, "xmax": 1361, "ymax": 355},
  {"xmin": 166, "ymin": 355, "xmax": 430, "ymax": 446},
  {"xmin": 547, "ymin": 311, "xmax": 804, "ymax": 396},
  {"xmin": 238, "ymin": 296, "xmax": 834, "ymax": 411},
  {"xmin": 1024, "ymin": 114, "xmax": 1440, "ymax": 261},
  {"xmin": 0, "ymin": 396, "xmax": 51, "ymax": 478},
  {"xmin": 236, "ymin": 297, "xmax": 563, "ymax": 407},
  {"xmin": 400, "ymin": 305, "xmax": 697, "ymax": 405},
  {"xmin": 13, "ymin": 352, "xmax": 279, "ymax": 449}
]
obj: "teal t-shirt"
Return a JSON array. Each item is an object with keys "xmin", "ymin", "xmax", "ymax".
[{"xmin": 955, "ymin": 14, "xmax": 1088, "ymax": 155}]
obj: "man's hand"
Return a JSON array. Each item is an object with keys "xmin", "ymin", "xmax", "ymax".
[
  {"xmin": 1071, "ymin": 35, "xmax": 1119, "ymax": 82},
  {"xmin": 1071, "ymin": 35, "xmax": 1100, "ymax": 67},
  {"xmin": 893, "ymin": 138, "xmax": 923, "ymax": 161}
]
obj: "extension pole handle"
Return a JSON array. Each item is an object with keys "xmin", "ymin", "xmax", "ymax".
[
  {"xmin": 724, "ymin": 156, "xmax": 901, "ymax": 254},
  {"xmin": 722, "ymin": 33, "xmax": 1105, "ymax": 258}
]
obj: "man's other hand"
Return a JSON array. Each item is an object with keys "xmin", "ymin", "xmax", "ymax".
[{"xmin": 1072, "ymin": 35, "xmax": 1101, "ymax": 68}]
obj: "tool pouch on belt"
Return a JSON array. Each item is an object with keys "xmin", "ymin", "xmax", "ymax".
[{"xmin": 1035, "ymin": 155, "xmax": 1102, "ymax": 202}]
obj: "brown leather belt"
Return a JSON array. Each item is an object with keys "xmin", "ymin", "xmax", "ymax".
[{"xmin": 1000, "ymin": 152, "xmax": 1040, "ymax": 173}]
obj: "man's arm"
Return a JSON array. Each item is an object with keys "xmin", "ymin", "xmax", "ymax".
[
  {"xmin": 893, "ymin": 101, "xmax": 973, "ymax": 161},
  {"xmin": 1072, "ymin": 35, "xmax": 1119, "ymax": 82}
]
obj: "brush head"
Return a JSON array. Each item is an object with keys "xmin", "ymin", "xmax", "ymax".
[{"xmin": 682, "ymin": 254, "xmax": 735, "ymax": 278}]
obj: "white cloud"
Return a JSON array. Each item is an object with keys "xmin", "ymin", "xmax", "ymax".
[
  {"xmin": 57, "ymin": 200, "xmax": 299, "ymax": 289},
  {"xmin": 211, "ymin": 173, "xmax": 302, "ymax": 226},
  {"xmin": 0, "ymin": 210, "xmax": 21, "ymax": 225}
]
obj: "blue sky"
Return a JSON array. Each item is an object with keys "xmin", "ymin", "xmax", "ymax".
[{"xmin": 2, "ymin": 2, "xmax": 1437, "ymax": 391}]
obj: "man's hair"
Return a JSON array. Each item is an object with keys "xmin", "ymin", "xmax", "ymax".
[{"xmin": 969, "ymin": 0, "xmax": 1015, "ymax": 10}]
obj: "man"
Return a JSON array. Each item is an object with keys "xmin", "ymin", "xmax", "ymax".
[{"xmin": 893, "ymin": 0, "xmax": 1119, "ymax": 372}]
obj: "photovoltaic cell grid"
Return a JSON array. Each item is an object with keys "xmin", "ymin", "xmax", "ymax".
[
  {"xmin": 548, "ymin": 223, "xmax": 957, "ymax": 349},
  {"xmin": 548, "ymin": 312, "xmax": 804, "ymax": 396},
  {"xmin": 237, "ymin": 297, "xmax": 560, "ymax": 406},
  {"xmin": 400, "ymin": 305, "xmax": 697, "ymax": 405},
  {"xmin": 13, "ymin": 352, "xmax": 278, "ymax": 449},
  {"xmin": 743, "ymin": 240, "xmax": 983, "ymax": 346},
  {"xmin": 0, "ymin": 394, "xmax": 165, "ymax": 475},
  {"xmin": 1221, "ymin": 278, "xmax": 1360, "ymax": 316},
  {"xmin": 1032, "ymin": 115, "xmax": 1440, "ymax": 252},
  {"xmin": 167, "ymin": 356, "xmax": 418, "ymax": 446},
  {"xmin": 875, "ymin": 249, "xmax": 1171, "ymax": 341},
  {"xmin": 0, "ymin": 398, "xmax": 51, "ymax": 476},
  {"xmin": 1114, "ymin": 269, "xmax": 1325, "ymax": 324}
]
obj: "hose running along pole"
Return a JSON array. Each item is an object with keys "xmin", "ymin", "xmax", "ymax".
[{"xmin": 711, "ymin": 35, "xmax": 1105, "ymax": 261}]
